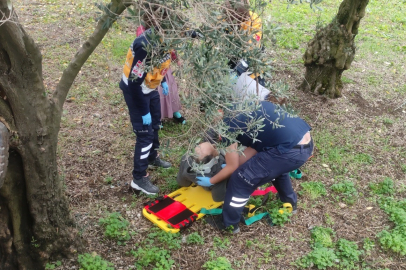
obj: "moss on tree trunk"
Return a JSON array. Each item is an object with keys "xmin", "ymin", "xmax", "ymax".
[{"xmin": 300, "ymin": 0, "xmax": 370, "ymax": 98}]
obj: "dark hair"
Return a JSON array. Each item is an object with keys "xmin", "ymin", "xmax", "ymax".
[
  {"xmin": 201, "ymin": 155, "xmax": 214, "ymax": 164},
  {"xmin": 223, "ymin": 0, "xmax": 250, "ymax": 24},
  {"xmin": 142, "ymin": 3, "xmax": 169, "ymax": 30}
]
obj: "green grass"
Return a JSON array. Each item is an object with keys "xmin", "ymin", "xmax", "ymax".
[
  {"xmin": 367, "ymin": 75, "xmax": 382, "ymax": 86},
  {"xmin": 203, "ymin": 256, "xmax": 233, "ymax": 270},
  {"xmin": 103, "ymin": 34, "xmax": 134, "ymax": 62},
  {"xmin": 353, "ymin": 153, "xmax": 374, "ymax": 164},
  {"xmin": 341, "ymin": 76, "xmax": 354, "ymax": 84},
  {"xmin": 103, "ymin": 175, "xmax": 113, "ymax": 184},
  {"xmin": 401, "ymin": 164, "xmax": 406, "ymax": 173},
  {"xmin": 297, "ymin": 227, "xmax": 366, "ymax": 270},
  {"xmin": 383, "ymin": 118, "xmax": 394, "ymax": 125},
  {"xmin": 213, "ymin": 236, "xmax": 231, "ymax": 249},
  {"xmin": 155, "ymin": 166, "xmax": 180, "ymax": 193},
  {"xmin": 300, "ymin": 181, "xmax": 327, "ymax": 200}
]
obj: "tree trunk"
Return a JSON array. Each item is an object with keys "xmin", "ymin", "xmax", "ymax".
[
  {"xmin": 0, "ymin": 0, "xmax": 128, "ymax": 269},
  {"xmin": 300, "ymin": 0, "xmax": 370, "ymax": 98}
]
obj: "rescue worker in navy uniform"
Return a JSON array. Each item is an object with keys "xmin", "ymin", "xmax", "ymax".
[
  {"xmin": 194, "ymin": 101, "xmax": 313, "ymax": 232},
  {"xmin": 119, "ymin": 21, "xmax": 172, "ymax": 195}
]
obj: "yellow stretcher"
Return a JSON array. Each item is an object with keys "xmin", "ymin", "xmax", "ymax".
[{"xmin": 142, "ymin": 185, "xmax": 223, "ymax": 233}]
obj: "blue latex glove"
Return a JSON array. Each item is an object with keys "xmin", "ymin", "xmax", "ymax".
[
  {"xmin": 161, "ymin": 82, "xmax": 169, "ymax": 96},
  {"xmin": 142, "ymin": 113, "xmax": 152, "ymax": 125},
  {"xmin": 196, "ymin": 176, "xmax": 213, "ymax": 187}
]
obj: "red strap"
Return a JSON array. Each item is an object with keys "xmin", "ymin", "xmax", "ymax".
[{"xmin": 251, "ymin": 186, "xmax": 277, "ymax": 196}]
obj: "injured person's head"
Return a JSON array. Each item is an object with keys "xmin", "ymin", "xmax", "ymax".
[{"xmin": 176, "ymin": 142, "xmax": 228, "ymax": 202}]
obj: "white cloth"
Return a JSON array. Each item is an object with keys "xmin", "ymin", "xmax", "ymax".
[{"xmin": 233, "ymin": 72, "xmax": 270, "ymax": 101}]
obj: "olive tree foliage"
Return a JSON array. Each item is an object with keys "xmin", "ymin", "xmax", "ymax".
[
  {"xmin": 118, "ymin": 0, "xmax": 287, "ymax": 157},
  {"xmin": 119, "ymin": 0, "xmax": 326, "ymax": 157}
]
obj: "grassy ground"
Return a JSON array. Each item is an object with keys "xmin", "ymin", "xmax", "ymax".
[{"xmin": 15, "ymin": 0, "xmax": 406, "ymax": 269}]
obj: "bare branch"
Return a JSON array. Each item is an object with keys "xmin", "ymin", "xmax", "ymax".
[
  {"xmin": 0, "ymin": 0, "xmax": 17, "ymax": 27},
  {"xmin": 52, "ymin": 0, "xmax": 131, "ymax": 110},
  {"xmin": 395, "ymin": 100, "xmax": 406, "ymax": 111}
]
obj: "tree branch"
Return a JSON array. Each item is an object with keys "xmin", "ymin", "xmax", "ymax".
[{"xmin": 52, "ymin": 0, "xmax": 131, "ymax": 110}]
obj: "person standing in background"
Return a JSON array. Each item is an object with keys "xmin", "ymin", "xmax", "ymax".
[
  {"xmin": 136, "ymin": 26, "xmax": 186, "ymax": 125},
  {"xmin": 119, "ymin": 7, "xmax": 173, "ymax": 195}
]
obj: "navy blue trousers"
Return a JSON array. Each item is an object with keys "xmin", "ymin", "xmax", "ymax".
[
  {"xmin": 122, "ymin": 89, "xmax": 161, "ymax": 179},
  {"xmin": 222, "ymin": 140, "xmax": 314, "ymax": 227}
]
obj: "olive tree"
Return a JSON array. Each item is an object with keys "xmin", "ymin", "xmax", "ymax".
[
  {"xmin": 300, "ymin": 0, "xmax": 370, "ymax": 97},
  {"xmin": 0, "ymin": 0, "xmax": 129, "ymax": 268}
]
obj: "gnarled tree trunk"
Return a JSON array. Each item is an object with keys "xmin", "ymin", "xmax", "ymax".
[
  {"xmin": 0, "ymin": 1, "xmax": 128, "ymax": 269},
  {"xmin": 300, "ymin": 0, "xmax": 370, "ymax": 98}
]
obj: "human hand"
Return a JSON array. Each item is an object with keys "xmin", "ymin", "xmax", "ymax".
[
  {"xmin": 161, "ymin": 82, "xmax": 169, "ymax": 96},
  {"xmin": 142, "ymin": 113, "xmax": 152, "ymax": 125},
  {"xmin": 196, "ymin": 176, "xmax": 213, "ymax": 187}
]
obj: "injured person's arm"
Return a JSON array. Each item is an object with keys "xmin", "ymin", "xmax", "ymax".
[{"xmin": 208, "ymin": 142, "xmax": 239, "ymax": 185}]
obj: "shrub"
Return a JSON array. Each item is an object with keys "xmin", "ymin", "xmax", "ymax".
[
  {"xmin": 378, "ymin": 227, "xmax": 406, "ymax": 255},
  {"xmin": 186, "ymin": 232, "xmax": 205, "ymax": 245},
  {"xmin": 295, "ymin": 247, "xmax": 337, "ymax": 269},
  {"xmin": 369, "ymin": 177, "xmax": 395, "ymax": 195},
  {"xmin": 311, "ymin": 226, "xmax": 335, "ymax": 248},
  {"xmin": 377, "ymin": 198, "xmax": 406, "ymax": 255},
  {"xmin": 269, "ymin": 206, "xmax": 292, "ymax": 226},
  {"xmin": 335, "ymin": 239, "xmax": 362, "ymax": 270}
]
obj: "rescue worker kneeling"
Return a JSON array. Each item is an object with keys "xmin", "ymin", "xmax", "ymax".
[{"xmin": 177, "ymin": 101, "xmax": 313, "ymax": 233}]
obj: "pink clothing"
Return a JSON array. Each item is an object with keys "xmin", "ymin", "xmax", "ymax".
[
  {"xmin": 157, "ymin": 68, "xmax": 182, "ymax": 120},
  {"xmin": 136, "ymin": 25, "xmax": 146, "ymax": 37}
]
